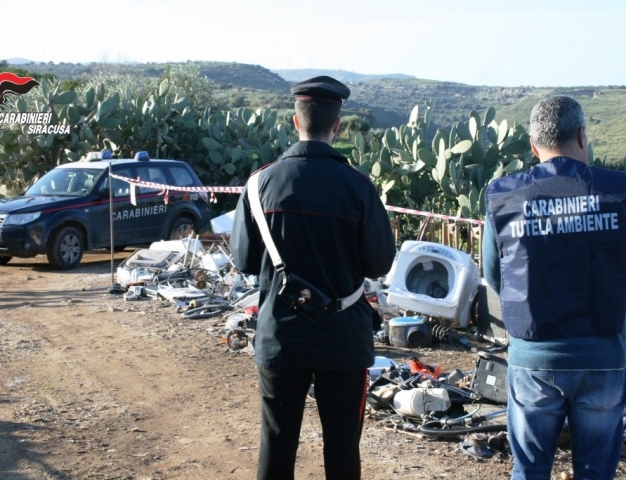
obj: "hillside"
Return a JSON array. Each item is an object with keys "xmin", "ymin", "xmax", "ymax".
[
  {"xmin": 8, "ymin": 60, "xmax": 291, "ymax": 93},
  {"xmin": 272, "ymin": 68, "xmax": 415, "ymax": 83},
  {"xmin": 346, "ymin": 79, "xmax": 626, "ymax": 166},
  {"xmin": 348, "ymin": 78, "xmax": 510, "ymax": 130},
  {"xmin": 196, "ymin": 62, "xmax": 290, "ymax": 92},
  {"xmin": 5, "ymin": 60, "xmax": 626, "ymax": 165},
  {"xmin": 5, "ymin": 57, "xmax": 32, "ymax": 65}
]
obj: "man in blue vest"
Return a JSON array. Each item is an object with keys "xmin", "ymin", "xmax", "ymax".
[{"xmin": 483, "ymin": 95, "xmax": 626, "ymax": 479}]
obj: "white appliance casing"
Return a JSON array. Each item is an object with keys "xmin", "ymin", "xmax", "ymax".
[{"xmin": 384, "ymin": 241, "xmax": 480, "ymax": 327}]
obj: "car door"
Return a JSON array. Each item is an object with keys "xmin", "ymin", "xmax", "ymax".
[
  {"xmin": 135, "ymin": 164, "xmax": 171, "ymax": 241},
  {"xmin": 167, "ymin": 163, "xmax": 210, "ymax": 223},
  {"xmin": 91, "ymin": 165, "xmax": 137, "ymax": 247}
]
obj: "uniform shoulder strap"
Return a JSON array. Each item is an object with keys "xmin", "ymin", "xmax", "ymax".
[{"xmin": 247, "ymin": 172, "xmax": 285, "ymax": 271}]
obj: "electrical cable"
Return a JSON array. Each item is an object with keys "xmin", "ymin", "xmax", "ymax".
[
  {"xmin": 420, "ymin": 421, "xmax": 506, "ymax": 437},
  {"xmin": 419, "ymin": 408, "xmax": 507, "ymax": 437}
]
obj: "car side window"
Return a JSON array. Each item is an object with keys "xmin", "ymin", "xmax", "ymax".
[
  {"xmin": 77, "ymin": 173, "xmax": 95, "ymax": 193},
  {"xmin": 68, "ymin": 171, "xmax": 96, "ymax": 194},
  {"xmin": 168, "ymin": 166, "xmax": 196, "ymax": 187},
  {"xmin": 101, "ymin": 167, "xmax": 133, "ymax": 197},
  {"xmin": 136, "ymin": 166, "xmax": 168, "ymax": 193}
]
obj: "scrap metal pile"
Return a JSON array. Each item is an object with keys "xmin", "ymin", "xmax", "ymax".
[
  {"xmin": 116, "ymin": 234, "xmax": 257, "ymax": 313},
  {"xmin": 111, "ymin": 230, "xmax": 514, "ymax": 460},
  {"xmin": 108, "ymin": 228, "xmax": 624, "ymax": 464},
  {"xmin": 364, "ymin": 351, "xmax": 511, "ymax": 460}
]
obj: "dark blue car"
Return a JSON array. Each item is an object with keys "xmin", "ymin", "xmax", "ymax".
[{"xmin": 0, "ymin": 152, "xmax": 211, "ymax": 269}]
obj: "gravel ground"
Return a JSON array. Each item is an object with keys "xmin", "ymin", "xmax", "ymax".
[{"xmin": 1, "ymin": 251, "xmax": 624, "ymax": 479}]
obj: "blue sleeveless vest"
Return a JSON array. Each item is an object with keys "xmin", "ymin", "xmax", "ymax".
[{"xmin": 486, "ymin": 157, "xmax": 626, "ymax": 340}]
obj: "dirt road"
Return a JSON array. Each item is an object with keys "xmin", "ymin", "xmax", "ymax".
[{"xmin": 1, "ymin": 252, "xmax": 624, "ymax": 479}]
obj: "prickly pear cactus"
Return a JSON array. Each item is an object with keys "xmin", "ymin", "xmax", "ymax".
[{"xmin": 350, "ymin": 103, "xmax": 535, "ymax": 227}]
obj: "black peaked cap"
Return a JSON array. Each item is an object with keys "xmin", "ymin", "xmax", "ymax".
[{"xmin": 291, "ymin": 75, "xmax": 350, "ymax": 103}]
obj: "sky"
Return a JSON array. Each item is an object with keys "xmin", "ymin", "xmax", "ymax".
[{"xmin": 3, "ymin": 0, "xmax": 626, "ymax": 88}]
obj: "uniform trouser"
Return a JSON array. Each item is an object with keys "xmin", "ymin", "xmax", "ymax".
[{"xmin": 256, "ymin": 366, "xmax": 368, "ymax": 480}]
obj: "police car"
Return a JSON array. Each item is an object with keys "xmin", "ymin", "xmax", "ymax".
[{"xmin": 0, "ymin": 151, "xmax": 212, "ymax": 269}]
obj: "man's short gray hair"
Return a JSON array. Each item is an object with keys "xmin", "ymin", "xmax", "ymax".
[{"xmin": 530, "ymin": 96, "xmax": 586, "ymax": 149}]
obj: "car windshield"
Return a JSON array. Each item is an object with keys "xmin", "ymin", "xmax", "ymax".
[{"xmin": 26, "ymin": 168, "xmax": 104, "ymax": 196}]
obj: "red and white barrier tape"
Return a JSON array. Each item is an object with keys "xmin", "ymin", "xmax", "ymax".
[
  {"xmin": 109, "ymin": 173, "xmax": 244, "ymax": 203},
  {"xmin": 109, "ymin": 173, "xmax": 244, "ymax": 193},
  {"xmin": 384, "ymin": 205, "xmax": 484, "ymax": 225},
  {"xmin": 109, "ymin": 174, "xmax": 483, "ymax": 225}
]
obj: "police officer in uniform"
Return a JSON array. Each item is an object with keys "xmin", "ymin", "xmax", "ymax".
[
  {"xmin": 230, "ymin": 76, "xmax": 396, "ymax": 480},
  {"xmin": 483, "ymin": 95, "xmax": 626, "ymax": 479}
]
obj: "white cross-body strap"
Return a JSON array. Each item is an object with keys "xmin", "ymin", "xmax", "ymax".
[
  {"xmin": 247, "ymin": 171, "xmax": 364, "ymax": 311},
  {"xmin": 247, "ymin": 172, "xmax": 284, "ymax": 270}
]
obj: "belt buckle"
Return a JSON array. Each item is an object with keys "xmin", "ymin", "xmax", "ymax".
[{"xmin": 333, "ymin": 299, "xmax": 343, "ymax": 312}]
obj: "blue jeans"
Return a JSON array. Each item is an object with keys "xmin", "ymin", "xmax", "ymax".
[{"xmin": 507, "ymin": 365, "xmax": 625, "ymax": 480}]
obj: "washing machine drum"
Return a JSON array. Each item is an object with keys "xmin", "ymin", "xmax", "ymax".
[{"xmin": 405, "ymin": 261, "xmax": 449, "ymax": 299}]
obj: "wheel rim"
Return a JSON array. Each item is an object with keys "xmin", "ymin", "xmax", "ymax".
[{"xmin": 60, "ymin": 233, "xmax": 81, "ymax": 264}]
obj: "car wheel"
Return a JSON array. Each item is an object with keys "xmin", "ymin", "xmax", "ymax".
[
  {"xmin": 47, "ymin": 226, "xmax": 84, "ymax": 270},
  {"xmin": 0, "ymin": 255, "xmax": 12, "ymax": 266},
  {"xmin": 169, "ymin": 217, "xmax": 196, "ymax": 240}
]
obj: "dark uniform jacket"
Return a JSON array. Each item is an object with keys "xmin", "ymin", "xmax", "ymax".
[
  {"xmin": 485, "ymin": 156, "xmax": 626, "ymax": 340},
  {"xmin": 230, "ymin": 141, "xmax": 396, "ymax": 370}
]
